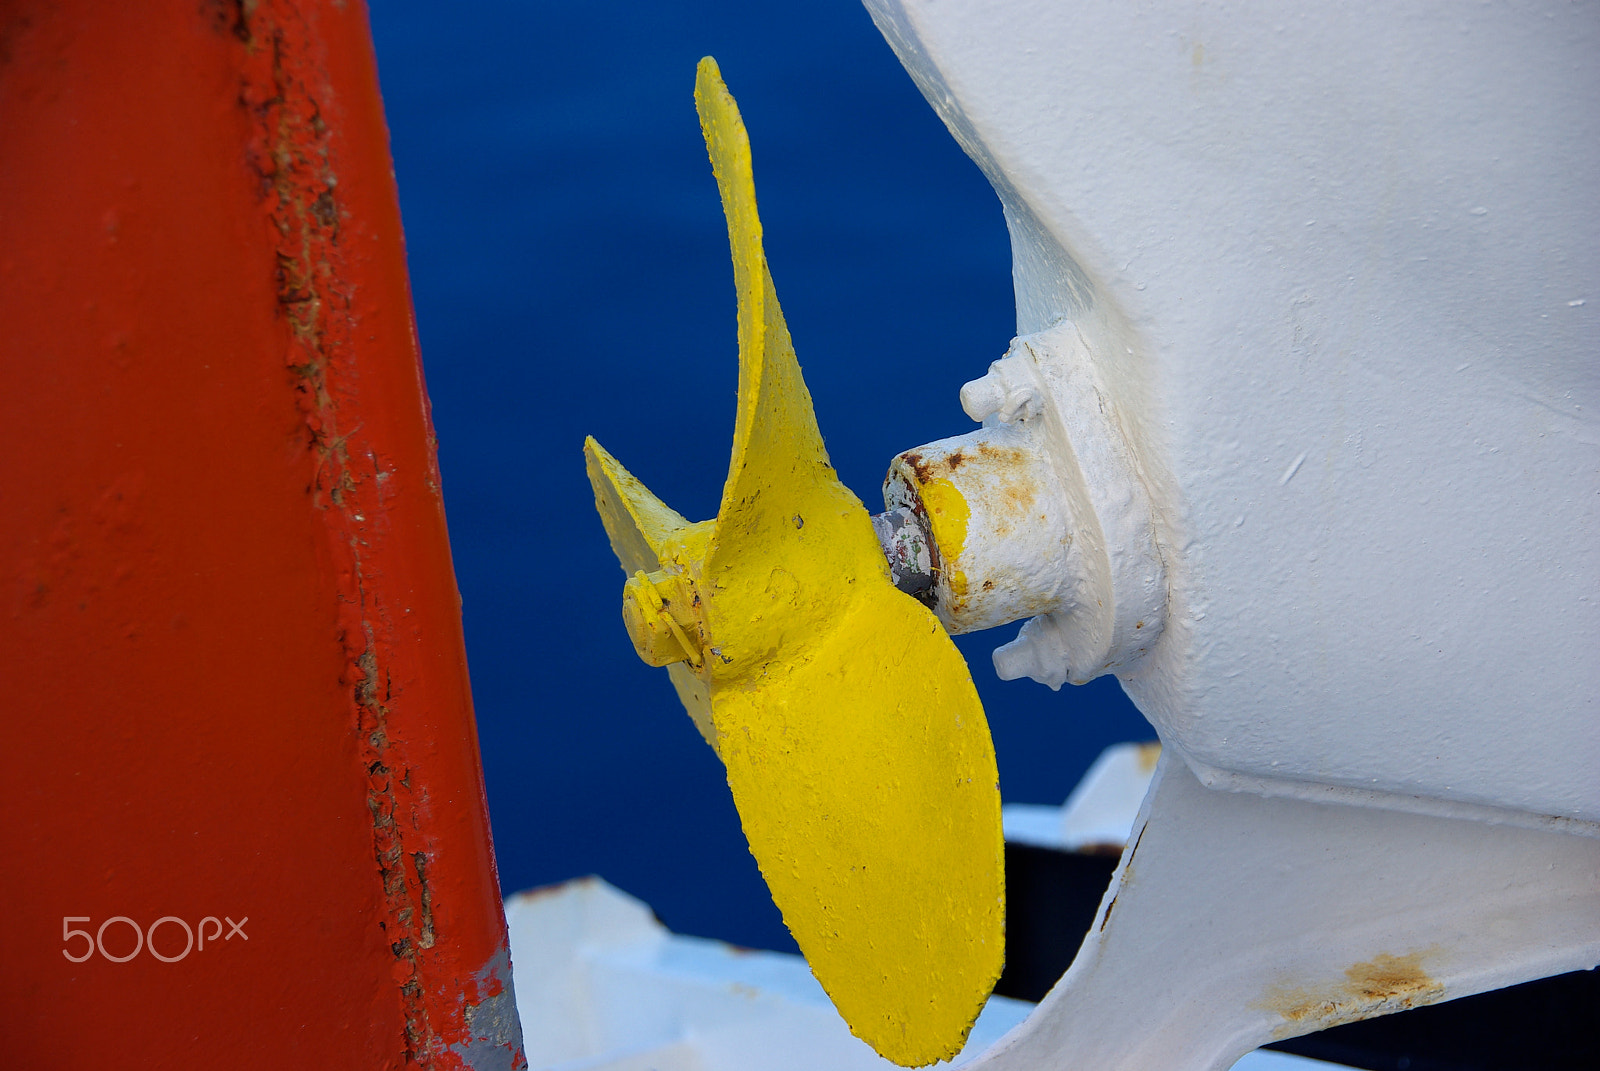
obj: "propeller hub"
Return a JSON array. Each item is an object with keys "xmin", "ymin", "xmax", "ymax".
[{"xmin": 886, "ymin": 322, "xmax": 1173, "ymax": 688}]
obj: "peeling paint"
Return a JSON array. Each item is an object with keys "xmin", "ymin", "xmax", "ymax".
[
  {"xmin": 869, "ymin": 505, "xmax": 937, "ymax": 603},
  {"xmin": 1096, "ymin": 823, "xmax": 1145, "ymax": 932},
  {"xmin": 449, "ymin": 945, "xmax": 526, "ymax": 1071},
  {"xmin": 236, "ymin": 3, "xmax": 523, "ymax": 1068},
  {"xmin": 239, "ymin": 4, "xmax": 436, "ymax": 1054},
  {"xmin": 240, "ymin": 0, "xmax": 429, "ymax": 1040}
]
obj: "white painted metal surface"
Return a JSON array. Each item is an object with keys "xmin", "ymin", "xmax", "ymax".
[
  {"xmin": 970, "ymin": 753, "xmax": 1600, "ymax": 1071},
  {"xmin": 864, "ymin": 0, "xmax": 1599, "ymax": 830}
]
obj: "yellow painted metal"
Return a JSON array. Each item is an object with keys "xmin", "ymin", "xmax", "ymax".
[
  {"xmin": 582, "ymin": 58, "xmax": 1003, "ymax": 1066},
  {"xmin": 585, "ymin": 441, "xmax": 719, "ymax": 749},
  {"xmin": 621, "ymin": 569, "xmax": 703, "ymax": 670},
  {"xmin": 917, "ymin": 476, "xmax": 972, "ymax": 598}
]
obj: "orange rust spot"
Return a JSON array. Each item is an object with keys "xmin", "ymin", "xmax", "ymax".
[
  {"xmin": 900, "ymin": 451, "xmax": 933, "ymax": 482},
  {"xmin": 1000, "ymin": 477, "xmax": 1036, "ymax": 513},
  {"xmin": 900, "ymin": 444, "xmax": 1030, "ymax": 485},
  {"xmin": 1343, "ymin": 954, "xmax": 1442, "ymax": 1005},
  {"xmin": 1259, "ymin": 951, "xmax": 1445, "ymax": 1038},
  {"xmin": 977, "ymin": 443, "xmax": 1028, "ymax": 464},
  {"xmin": 981, "ymin": 579, "xmax": 995, "ymax": 592}
]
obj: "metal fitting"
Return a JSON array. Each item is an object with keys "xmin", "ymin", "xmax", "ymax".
[
  {"xmin": 871, "ymin": 506, "xmax": 936, "ymax": 602},
  {"xmin": 884, "ymin": 422, "xmax": 1085, "ymax": 636},
  {"xmin": 886, "ymin": 323, "xmax": 1169, "ymax": 688},
  {"xmin": 621, "ymin": 569, "xmax": 704, "ymax": 669},
  {"xmin": 959, "ymin": 352, "xmax": 1045, "ymax": 424}
]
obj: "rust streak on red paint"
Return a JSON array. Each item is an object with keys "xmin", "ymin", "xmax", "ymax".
[
  {"xmin": 238, "ymin": 3, "xmax": 443, "ymax": 1062},
  {"xmin": 236, "ymin": 2, "xmax": 520, "ymax": 1066},
  {"xmin": 2, "ymin": 3, "xmax": 520, "ymax": 1065}
]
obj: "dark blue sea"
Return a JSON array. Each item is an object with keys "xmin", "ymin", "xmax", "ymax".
[{"xmin": 368, "ymin": 0, "xmax": 1152, "ymax": 954}]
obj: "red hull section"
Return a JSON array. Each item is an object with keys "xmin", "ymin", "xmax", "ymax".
[{"xmin": 0, "ymin": 2, "xmax": 523, "ymax": 1067}]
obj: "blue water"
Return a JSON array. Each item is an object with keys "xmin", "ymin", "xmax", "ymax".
[{"xmin": 368, "ymin": 0, "xmax": 1152, "ymax": 954}]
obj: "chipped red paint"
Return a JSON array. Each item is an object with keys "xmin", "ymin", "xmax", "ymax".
[{"xmin": 0, "ymin": 2, "xmax": 524, "ymax": 1067}]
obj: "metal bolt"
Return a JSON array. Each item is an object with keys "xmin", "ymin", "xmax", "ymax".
[
  {"xmin": 621, "ymin": 569, "xmax": 703, "ymax": 668},
  {"xmin": 959, "ymin": 350, "xmax": 1043, "ymax": 424},
  {"xmin": 959, "ymin": 373, "xmax": 1008, "ymax": 423},
  {"xmin": 992, "ymin": 615, "xmax": 1071, "ymax": 691}
]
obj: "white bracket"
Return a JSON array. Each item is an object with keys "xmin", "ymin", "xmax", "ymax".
[{"xmin": 968, "ymin": 753, "xmax": 1600, "ymax": 1070}]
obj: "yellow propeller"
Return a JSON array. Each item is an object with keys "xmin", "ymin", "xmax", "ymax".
[{"xmin": 583, "ymin": 58, "xmax": 1003, "ymax": 1067}]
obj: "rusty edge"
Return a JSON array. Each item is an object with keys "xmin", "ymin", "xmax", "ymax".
[
  {"xmin": 1258, "ymin": 950, "xmax": 1448, "ymax": 1039},
  {"xmin": 234, "ymin": 2, "xmax": 524, "ymax": 1068}
]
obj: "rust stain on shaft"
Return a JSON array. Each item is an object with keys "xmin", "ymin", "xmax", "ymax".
[{"xmin": 1260, "ymin": 950, "xmax": 1446, "ymax": 1038}]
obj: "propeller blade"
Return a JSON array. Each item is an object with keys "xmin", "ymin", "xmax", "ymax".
[{"xmin": 582, "ymin": 58, "xmax": 1004, "ymax": 1066}]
